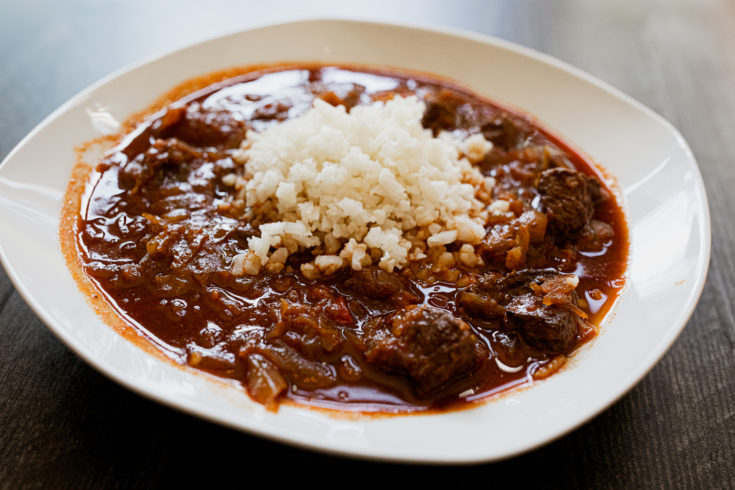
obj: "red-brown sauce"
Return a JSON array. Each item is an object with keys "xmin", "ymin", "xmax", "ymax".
[{"xmin": 69, "ymin": 64, "xmax": 628, "ymax": 413}]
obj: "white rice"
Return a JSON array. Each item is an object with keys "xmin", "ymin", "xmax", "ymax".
[{"xmin": 229, "ymin": 95, "xmax": 497, "ymax": 277}]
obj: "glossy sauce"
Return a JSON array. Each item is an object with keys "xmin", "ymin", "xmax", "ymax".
[{"xmin": 73, "ymin": 64, "xmax": 628, "ymax": 413}]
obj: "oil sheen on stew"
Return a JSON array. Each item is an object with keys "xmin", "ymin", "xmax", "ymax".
[{"xmin": 77, "ymin": 64, "xmax": 628, "ymax": 413}]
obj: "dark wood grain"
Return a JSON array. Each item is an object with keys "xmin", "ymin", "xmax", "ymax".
[{"xmin": 1, "ymin": 0, "xmax": 733, "ymax": 488}]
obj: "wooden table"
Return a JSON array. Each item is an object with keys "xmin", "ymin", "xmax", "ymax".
[{"xmin": 1, "ymin": 0, "xmax": 733, "ymax": 487}]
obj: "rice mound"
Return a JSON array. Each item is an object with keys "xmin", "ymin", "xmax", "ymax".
[{"xmin": 229, "ymin": 95, "xmax": 497, "ymax": 277}]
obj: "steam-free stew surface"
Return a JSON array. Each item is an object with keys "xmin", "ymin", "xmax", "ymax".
[{"xmin": 78, "ymin": 65, "xmax": 627, "ymax": 412}]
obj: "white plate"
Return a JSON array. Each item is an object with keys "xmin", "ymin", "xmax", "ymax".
[{"xmin": 0, "ymin": 19, "xmax": 710, "ymax": 463}]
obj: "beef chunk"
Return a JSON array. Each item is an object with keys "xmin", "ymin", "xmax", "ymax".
[
  {"xmin": 537, "ymin": 167, "xmax": 595, "ymax": 238},
  {"xmin": 420, "ymin": 89, "xmax": 478, "ymax": 135},
  {"xmin": 504, "ymin": 294, "xmax": 577, "ymax": 355},
  {"xmin": 492, "ymin": 330, "xmax": 527, "ymax": 367},
  {"xmin": 585, "ymin": 174, "xmax": 611, "ymax": 206},
  {"xmin": 345, "ymin": 267, "xmax": 416, "ymax": 303},
  {"xmin": 499, "ymin": 269, "xmax": 563, "ymax": 295},
  {"xmin": 275, "ymin": 300, "xmax": 344, "ymax": 354},
  {"xmin": 479, "ymin": 223, "xmax": 518, "ymax": 261},
  {"xmin": 459, "ymin": 290, "xmax": 505, "ymax": 319},
  {"xmin": 118, "ymin": 138, "xmax": 201, "ymax": 192},
  {"xmin": 478, "ymin": 211, "xmax": 548, "ymax": 270},
  {"xmin": 363, "ymin": 306, "xmax": 482, "ymax": 395},
  {"xmin": 461, "ymin": 269, "xmax": 582, "ymax": 355},
  {"xmin": 459, "ymin": 271, "xmax": 505, "ymax": 319},
  {"xmin": 461, "ymin": 269, "xmax": 557, "ymax": 306},
  {"xmin": 577, "ymin": 219, "xmax": 615, "ymax": 252},
  {"xmin": 459, "ymin": 272, "xmax": 502, "ymax": 320},
  {"xmin": 161, "ymin": 102, "xmax": 247, "ymax": 149},
  {"xmin": 421, "ymin": 90, "xmax": 461, "ymax": 134},
  {"xmin": 500, "ymin": 270, "xmax": 580, "ymax": 355},
  {"xmin": 459, "ymin": 269, "xmax": 563, "ymax": 320},
  {"xmin": 480, "ymin": 114, "xmax": 531, "ymax": 150}
]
